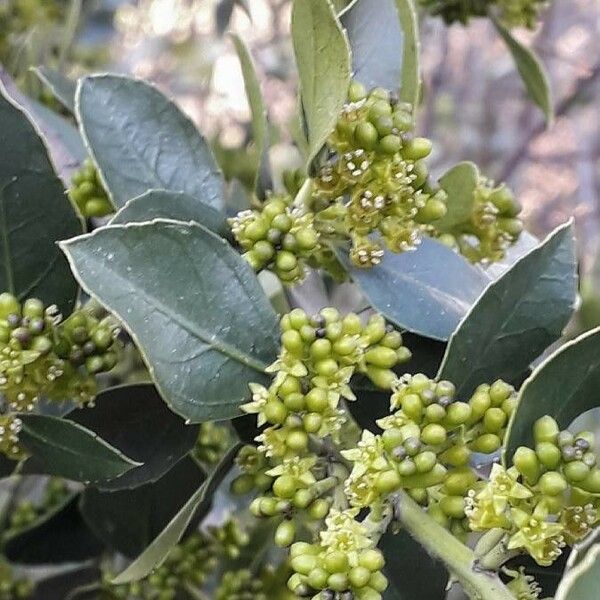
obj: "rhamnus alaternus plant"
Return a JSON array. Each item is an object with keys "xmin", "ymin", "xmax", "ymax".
[{"xmin": 0, "ymin": 0, "xmax": 592, "ymax": 599}]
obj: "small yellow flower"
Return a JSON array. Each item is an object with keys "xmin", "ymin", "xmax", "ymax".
[{"xmin": 508, "ymin": 509, "xmax": 565, "ymax": 566}]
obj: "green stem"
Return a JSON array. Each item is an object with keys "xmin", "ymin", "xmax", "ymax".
[
  {"xmin": 392, "ymin": 492, "xmax": 515, "ymax": 600},
  {"xmin": 292, "ymin": 178, "xmax": 313, "ymax": 211}
]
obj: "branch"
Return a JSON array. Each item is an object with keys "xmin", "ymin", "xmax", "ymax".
[
  {"xmin": 497, "ymin": 62, "xmax": 600, "ymax": 183},
  {"xmin": 392, "ymin": 492, "xmax": 515, "ymax": 600}
]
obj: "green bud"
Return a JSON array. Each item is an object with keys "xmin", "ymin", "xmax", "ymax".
[
  {"xmin": 325, "ymin": 551, "xmax": 349, "ymax": 574},
  {"xmin": 276, "ymin": 250, "xmax": 298, "ymax": 272},
  {"xmin": 308, "ymin": 498, "xmax": 330, "ymax": 520},
  {"xmin": 421, "ymin": 423, "xmax": 447, "ymax": 446},
  {"xmin": 303, "ymin": 412, "xmax": 323, "ymax": 433},
  {"xmin": 307, "ymin": 568, "xmax": 328, "ymax": 590},
  {"xmin": 349, "ymin": 566, "xmax": 371, "ymax": 589},
  {"xmin": 401, "ymin": 137, "xmax": 432, "ymax": 160},
  {"xmin": 348, "ymin": 81, "xmax": 367, "ymax": 102},
  {"xmin": 538, "ymin": 471, "xmax": 567, "ymax": 496},
  {"xmin": 364, "ymin": 346, "xmax": 398, "ymax": 368},
  {"xmin": 439, "ymin": 495, "xmax": 466, "ymax": 519},
  {"xmin": 580, "ymin": 469, "xmax": 600, "ymax": 494},
  {"xmin": 470, "ymin": 433, "xmax": 501, "ymax": 454},
  {"xmin": 264, "ymin": 400, "xmax": 288, "ymax": 424},
  {"xmin": 483, "ymin": 407, "xmax": 507, "ymax": 433},
  {"xmin": 535, "ymin": 442, "xmax": 561, "ymax": 469},
  {"xmin": 563, "ymin": 461, "xmax": 590, "ymax": 483},
  {"xmin": 417, "ymin": 198, "xmax": 446, "ymax": 223},
  {"xmin": 401, "ymin": 394, "xmax": 423, "ymax": 422},
  {"xmin": 414, "ymin": 451, "xmax": 437, "ymax": 473},
  {"xmin": 282, "ymin": 329, "xmax": 303, "ymax": 355},
  {"xmin": 380, "ymin": 134, "xmax": 402, "ymax": 155},
  {"xmin": 513, "ymin": 446, "xmax": 541, "ymax": 482},
  {"xmin": 274, "ymin": 520, "xmax": 296, "ymax": 547},
  {"xmin": 375, "ymin": 470, "xmax": 401, "ymax": 493},
  {"xmin": 291, "ymin": 554, "xmax": 317, "ymax": 576},
  {"xmin": 328, "ymin": 573, "xmax": 349, "ymax": 592},
  {"xmin": 355, "ymin": 122, "xmax": 378, "ymax": 150},
  {"xmin": 358, "ymin": 549, "xmax": 385, "ymax": 571},
  {"xmin": 533, "ymin": 416, "xmax": 560, "ymax": 444},
  {"xmin": 446, "ymin": 402, "xmax": 471, "ymax": 427},
  {"xmin": 273, "ymin": 475, "xmax": 296, "ymax": 499},
  {"xmin": 366, "ymin": 366, "xmax": 396, "ymax": 389}
]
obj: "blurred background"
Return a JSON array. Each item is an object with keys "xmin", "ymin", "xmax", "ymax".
[{"xmin": 2, "ymin": 0, "xmax": 599, "ymax": 327}]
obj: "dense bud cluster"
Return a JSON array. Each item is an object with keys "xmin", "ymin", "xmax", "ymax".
[
  {"xmin": 288, "ymin": 509, "xmax": 387, "ymax": 600},
  {"xmin": 193, "ymin": 421, "xmax": 232, "ymax": 465},
  {"xmin": 0, "ymin": 562, "xmax": 33, "ymax": 600},
  {"xmin": 0, "ymin": 293, "xmax": 121, "ymax": 459},
  {"xmin": 9, "ymin": 477, "xmax": 69, "ymax": 531},
  {"xmin": 466, "ymin": 416, "xmax": 599, "ymax": 566},
  {"xmin": 229, "ymin": 194, "xmax": 323, "ymax": 285},
  {"xmin": 436, "ymin": 179, "xmax": 523, "ymax": 264},
  {"xmin": 105, "ymin": 519, "xmax": 249, "ymax": 599},
  {"xmin": 216, "ymin": 569, "xmax": 267, "ymax": 600},
  {"xmin": 342, "ymin": 374, "xmax": 517, "ymax": 528},
  {"xmin": 69, "ymin": 159, "xmax": 114, "ymax": 218},
  {"xmin": 419, "ymin": 0, "xmax": 547, "ymax": 29},
  {"xmin": 241, "ymin": 308, "xmax": 410, "ymax": 551},
  {"xmin": 311, "ymin": 81, "xmax": 447, "ymax": 268}
]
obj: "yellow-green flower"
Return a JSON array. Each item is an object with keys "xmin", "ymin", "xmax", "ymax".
[
  {"xmin": 319, "ymin": 509, "xmax": 373, "ymax": 557},
  {"xmin": 508, "ymin": 508, "xmax": 565, "ymax": 566}
]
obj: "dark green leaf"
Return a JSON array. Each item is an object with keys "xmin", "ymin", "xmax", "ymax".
[
  {"xmin": 4, "ymin": 494, "xmax": 103, "ymax": 564},
  {"xmin": 434, "ymin": 161, "xmax": 479, "ymax": 231},
  {"xmin": 19, "ymin": 414, "xmax": 139, "ymax": 483},
  {"xmin": 0, "ymin": 82, "xmax": 82, "ymax": 316},
  {"xmin": 80, "ymin": 456, "xmax": 205, "ymax": 558},
  {"xmin": 32, "ymin": 566, "xmax": 101, "ymax": 600},
  {"xmin": 438, "ymin": 222, "xmax": 577, "ymax": 397},
  {"xmin": 109, "ymin": 190, "xmax": 228, "ymax": 238},
  {"xmin": 340, "ymin": 0, "xmax": 420, "ymax": 108},
  {"xmin": 76, "ymin": 75, "xmax": 224, "ymax": 209},
  {"xmin": 493, "ymin": 18, "xmax": 553, "ymax": 124},
  {"xmin": 60, "ymin": 220, "xmax": 280, "ymax": 422},
  {"xmin": 32, "ymin": 67, "xmax": 76, "ymax": 113},
  {"xmin": 379, "ymin": 529, "xmax": 448, "ymax": 599},
  {"xmin": 292, "ymin": 0, "xmax": 351, "ymax": 168},
  {"xmin": 504, "ymin": 326, "xmax": 600, "ymax": 463},
  {"xmin": 69, "ymin": 384, "xmax": 199, "ymax": 490},
  {"xmin": 337, "ymin": 237, "xmax": 491, "ymax": 341},
  {"xmin": 231, "ymin": 34, "xmax": 272, "ymax": 198},
  {"xmin": 113, "ymin": 443, "xmax": 241, "ymax": 583}
]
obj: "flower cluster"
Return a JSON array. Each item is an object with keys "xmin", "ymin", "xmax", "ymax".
[
  {"xmin": 69, "ymin": 159, "xmax": 114, "ymax": 218},
  {"xmin": 311, "ymin": 82, "xmax": 447, "ymax": 268},
  {"xmin": 436, "ymin": 179, "xmax": 523, "ymax": 264},
  {"xmin": 341, "ymin": 374, "xmax": 517, "ymax": 540},
  {"xmin": 0, "ymin": 562, "xmax": 33, "ymax": 600},
  {"xmin": 193, "ymin": 421, "xmax": 233, "ymax": 465},
  {"xmin": 240, "ymin": 308, "xmax": 410, "ymax": 548},
  {"xmin": 9, "ymin": 478, "xmax": 69, "ymax": 531},
  {"xmin": 419, "ymin": 0, "xmax": 548, "ymax": 29},
  {"xmin": 104, "ymin": 519, "xmax": 249, "ymax": 600},
  {"xmin": 229, "ymin": 194, "xmax": 323, "ymax": 285},
  {"xmin": 0, "ymin": 292, "xmax": 121, "ymax": 459},
  {"xmin": 466, "ymin": 416, "xmax": 599, "ymax": 566},
  {"xmin": 288, "ymin": 509, "xmax": 388, "ymax": 600}
]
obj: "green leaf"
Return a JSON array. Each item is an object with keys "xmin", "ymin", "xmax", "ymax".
[
  {"xmin": 438, "ymin": 222, "xmax": 577, "ymax": 397},
  {"xmin": 555, "ymin": 536, "xmax": 600, "ymax": 600},
  {"xmin": 109, "ymin": 190, "xmax": 228, "ymax": 238},
  {"xmin": 80, "ymin": 456, "xmax": 206, "ymax": 558},
  {"xmin": 493, "ymin": 18, "xmax": 553, "ymax": 124},
  {"xmin": 0, "ymin": 82, "xmax": 82, "ymax": 316},
  {"xmin": 4, "ymin": 494, "xmax": 103, "ymax": 564},
  {"xmin": 504, "ymin": 326, "xmax": 600, "ymax": 463},
  {"xmin": 69, "ymin": 384, "xmax": 199, "ymax": 490},
  {"xmin": 337, "ymin": 237, "xmax": 492, "ymax": 341},
  {"xmin": 76, "ymin": 75, "xmax": 224, "ymax": 209},
  {"xmin": 60, "ymin": 220, "xmax": 280, "ymax": 422},
  {"xmin": 231, "ymin": 34, "xmax": 271, "ymax": 198},
  {"xmin": 19, "ymin": 414, "xmax": 140, "ymax": 483},
  {"xmin": 292, "ymin": 0, "xmax": 351, "ymax": 169},
  {"xmin": 112, "ymin": 443, "xmax": 241, "ymax": 584},
  {"xmin": 434, "ymin": 161, "xmax": 479, "ymax": 231},
  {"xmin": 340, "ymin": 0, "xmax": 420, "ymax": 109},
  {"xmin": 380, "ymin": 529, "xmax": 448, "ymax": 599},
  {"xmin": 32, "ymin": 66, "xmax": 76, "ymax": 113}
]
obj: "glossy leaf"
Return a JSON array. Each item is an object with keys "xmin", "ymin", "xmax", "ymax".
[
  {"xmin": 109, "ymin": 190, "xmax": 228, "ymax": 237},
  {"xmin": 113, "ymin": 443, "xmax": 241, "ymax": 584},
  {"xmin": 434, "ymin": 161, "xmax": 479, "ymax": 231},
  {"xmin": 69, "ymin": 384, "xmax": 199, "ymax": 490},
  {"xmin": 32, "ymin": 66, "xmax": 76, "ymax": 113},
  {"xmin": 0, "ymin": 82, "xmax": 82, "ymax": 316},
  {"xmin": 494, "ymin": 18, "xmax": 553, "ymax": 124},
  {"xmin": 504, "ymin": 326, "xmax": 600, "ymax": 462},
  {"xmin": 76, "ymin": 75, "xmax": 224, "ymax": 209},
  {"xmin": 438, "ymin": 222, "xmax": 577, "ymax": 397},
  {"xmin": 337, "ymin": 237, "xmax": 491, "ymax": 341},
  {"xmin": 340, "ymin": 0, "xmax": 420, "ymax": 108},
  {"xmin": 19, "ymin": 414, "xmax": 139, "ymax": 483},
  {"xmin": 231, "ymin": 34, "xmax": 271, "ymax": 197},
  {"xmin": 292, "ymin": 0, "xmax": 351, "ymax": 168},
  {"xmin": 380, "ymin": 529, "xmax": 447, "ymax": 599},
  {"xmin": 80, "ymin": 456, "xmax": 206, "ymax": 558},
  {"xmin": 60, "ymin": 220, "xmax": 280, "ymax": 422},
  {"xmin": 4, "ymin": 494, "xmax": 103, "ymax": 564}
]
